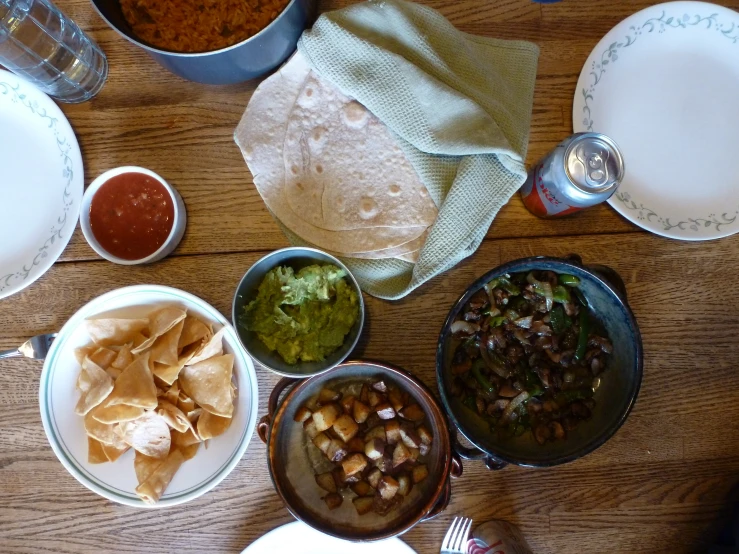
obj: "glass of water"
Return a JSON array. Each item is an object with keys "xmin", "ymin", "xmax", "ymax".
[{"xmin": 0, "ymin": 0, "xmax": 107, "ymax": 103}]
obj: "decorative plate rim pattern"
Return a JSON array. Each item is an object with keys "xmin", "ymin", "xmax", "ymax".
[
  {"xmin": 0, "ymin": 69, "xmax": 83, "ymax": 298},
  {"xmin": 572, "ymin": 1, "xmax": 739, "ymax": 240}
]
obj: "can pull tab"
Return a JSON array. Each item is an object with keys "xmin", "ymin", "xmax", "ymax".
[{"xmin": 575, "ymin": 143, "xmax": 610, "ymax": 188}]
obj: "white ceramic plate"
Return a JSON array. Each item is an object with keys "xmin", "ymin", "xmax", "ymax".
[
  {"xmin": 0, "ymin": 70, "xmax": 83, "ymax": 298},
  {"xmin": 573, "ymin": 1, "xmax": 739, "ymax": 240},
  {"xmin": 39, "ymin": 285, "xmax": 259, "ymax": 508},
  {"xmin": 241, "ymin": 521, "xmax": 417, "ymax": 553}
]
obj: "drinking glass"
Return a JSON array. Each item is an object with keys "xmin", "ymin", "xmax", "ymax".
[{"xmin": 0, "ymin": 0, "xmax": 107, "ymax": 103}]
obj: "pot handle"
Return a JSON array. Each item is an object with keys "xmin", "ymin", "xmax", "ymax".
[
  {"xmin": 451, "ymin": 429, "xmax": 508, "ymax": 471},
  {"xmin": 422, "ymin": 477, "xmax": 451, "ymax": 522},
  {"xmin": 257, "ymin": 377, "xmax": 300, "ymax": 444},
  {"xmin": 564, "ymin": 253, "xmax": 628, "ymax": 302}
]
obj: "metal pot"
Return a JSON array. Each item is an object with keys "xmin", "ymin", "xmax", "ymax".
[
  {"xmin": 436, "ymin": 254, "xmax": 643, "ymax": 469},
  {"xmin": 258, "ymin": 360, "xmax": 463, "ymax": 541},
  {"xmin": 90, "ymin": 0, "xmax": 316, "ymax": 84}
]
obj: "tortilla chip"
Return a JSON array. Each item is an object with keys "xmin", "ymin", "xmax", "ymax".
[
  {"xmin": 186, "ymin": 328, "xmax": 226, "ymax": 366},
  {"xmin": 105, "ymin": 367, "xmax": 123, "ymax": 380},
  {"xmin": 172, "ymin": 427, "xmax": 201, "ymax": 449},
  {"xmin": 179, "ymin": 354, "xmax": 234, "ymax": 417},
  {"xmin": 150, "ymin": 319, "xmax": 185, "ymax": 367},
  {"xmin": 197, "ymin": 410, "xmax": 232, "ymax": 440},
  {"xmin": 178, "ymin": 316, "xmax": 211, "ymax": 350},
  {"xmin": 84, "ymin": 411, "xmax": 118, "ymax": 444},
  {"xmin": 176, "ymin": 441, "xmax": 200, "ymax": 461},
  {"xmin": 89, "ymin": 347, "xmax": 117, "ymax": 370},
  {"xmin": 111, "ymin": 343, "xmax": 134, "ymax": 370},
  {"xmin": 88, "ymin": 437, "xmax": 109, "ymax": 464},
  {"xmin": 163, "ymin": 382, "xmax": 179, "ymax": 405},
  {"xmin": 177, "ymin": 391, "xmax": 196, "ymax": 414},
  {"xmin": 132, "ymin": 307, "xmax": 187, "ymax": 354},
  {"xmin": 74, "ymin": 357, "xmax": 115, "ymax": 416},
  {"xmin": 186, "ymin": 408, "xmax": 202, "ymax": 423},
  {"xmin": 117, "ymin": 411, "xmax": 171, "ymax": 459},
  {"xmin": 102, "ymin": 442, "xmax": 130, "ymax": 462},
  {"xmin": 74, "ymin": 345, "xmax": 97, "ymax": 365},
  {"xmin": 151, "ymin": 350, "xmax": 193, "ymax": 386},
  {"xmin": 86, "ymin": 318, "xmax": 149, "ymax": 347},
  {"xmin": 132, "ymin": 332, "xmax": 148, "ymax": 349},
  {"xmin": 134, "ymin": 451, "xmax": 164, "ymax": 485},
  {"xmin": 105, "ymin": 352, "xmax": 157, "ymax": 409},
  {"xmin": 157, "ymin": 400, "xmax": 192, "ymax": 434},
  {"xmin": 135, "ymin": 449, "xmax": 185, "ymax": 505},
  {"xmin": 91, "ymin": 401, "xmax": 145, "ymax": 424}
]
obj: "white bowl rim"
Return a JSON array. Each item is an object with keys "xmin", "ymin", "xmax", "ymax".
[
  {"xmin": 39, "ymin": 284, "xmax": 259, "ymax": 508},
  {"xmin": 80, "ymin": 166, "xmax": 182, "ymax": 265}
]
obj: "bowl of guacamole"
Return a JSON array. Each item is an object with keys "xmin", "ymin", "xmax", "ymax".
[{"xmin": 232, "ymin": 247, "xmax": 364, "ymax": 377}]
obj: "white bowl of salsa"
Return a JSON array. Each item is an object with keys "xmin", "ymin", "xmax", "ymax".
[{"xmin": 80, "ymin": 166, "xmax": 186, "ymax": 265}]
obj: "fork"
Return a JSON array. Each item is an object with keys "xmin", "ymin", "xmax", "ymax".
[
  {"xmin": 0, "ymin": 333, "xmax": 57, "ymax": 360},
  {"xmin": 441, "ymin": 516, "xmax": 473, "ymax": 554}
]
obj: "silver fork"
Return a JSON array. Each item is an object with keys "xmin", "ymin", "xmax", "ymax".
[
  {"xmin": 0, "ymin": 333, "xmax": 57, "ymax": 360},
  {"xmin": 441, "ymin": 516, "xmax": 473, "ymax": 554}
]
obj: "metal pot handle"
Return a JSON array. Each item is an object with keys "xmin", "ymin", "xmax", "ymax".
[
  {"xmin": 564, "ymin": 253, "xmax": 628, "ymax": 302},
  {"xmin": 257, "ymin": 377, "xmax": 300, "ymax": 444},
  {"xmin": 451, "ymin": 429, "xmax": 508, "ymax": 471}
]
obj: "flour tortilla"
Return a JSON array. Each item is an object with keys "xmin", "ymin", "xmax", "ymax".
[
  {"xmin": 283, "ymin": 72, "xmax": 436, "ymax": 231},
  {"xmin": 235, "ymin": 52, "xmax": 429, "ymax": 254}
]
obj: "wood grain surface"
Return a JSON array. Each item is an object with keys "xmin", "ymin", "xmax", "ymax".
[{"xmin": 2, "ymin": 1, "xmax": 739, "ymax": 553}]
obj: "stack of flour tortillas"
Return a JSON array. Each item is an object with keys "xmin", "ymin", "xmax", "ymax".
[{"xmin": 235, "ymin": 51, "xmax": 436, "ymax": 263}]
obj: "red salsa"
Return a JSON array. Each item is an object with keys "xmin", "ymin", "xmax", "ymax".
[{"xmin": 90, "ymin": 172, "xmax": 174, "ymax": 260}]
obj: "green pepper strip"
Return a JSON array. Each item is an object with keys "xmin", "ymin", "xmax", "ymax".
[
  {"xmin": 471, "ymin": 359, "xmax": 496, "ymax": 394},
  {"xmin": 487, "ymin": 275, "xmax": 521, "ymax": 296},
  {"xmin": 550, "ymin": 305, "xmax": 567, "ymax": 334},
  {"xmin": 489, "ymin": 315, "xmax": 506, "ymax": 327},
  {"xmin": 558, "ymin": 274, "xmax": 580, "ymax": 287},
  {"xmin": 574, "ymin": 309, "xmax": 590, "ymax": 361},
  {"xmin": 553, "ymin": 285, "xmax": 571, "ymax": 304}
]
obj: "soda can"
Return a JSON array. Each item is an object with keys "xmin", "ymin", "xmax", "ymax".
[
  {"xmin": 520, "ymin": 132, "xmax": 624, "ymax": 218},
  {"xmin": 467, "ymin": 520, "xmax": 534, "ymax": 554}
]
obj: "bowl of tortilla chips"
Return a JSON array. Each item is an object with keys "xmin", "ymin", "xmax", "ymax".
[{"xmin": 39, "ymin": 285, "xmax": 259, "ymax": 507}]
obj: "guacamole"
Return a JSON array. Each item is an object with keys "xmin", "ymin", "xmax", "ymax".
[{"xmin": 241, "ymin": 264, "xmax": 360, "ymax": 365}]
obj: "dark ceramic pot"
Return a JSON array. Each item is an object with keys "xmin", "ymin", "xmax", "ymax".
[{"xmin": 436, "ymin": 254, "xmax": 643, "ymax": 469}]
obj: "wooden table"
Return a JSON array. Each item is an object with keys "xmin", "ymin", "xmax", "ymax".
[{"xmin": 2, "ymin": 1, "xmax": 739, "ymax": 552}]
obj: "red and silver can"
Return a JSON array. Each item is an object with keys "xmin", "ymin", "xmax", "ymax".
[
  {"xmin": 520, "ymin": 132, "xmax": 624, "ymax": 218},
  {"xmin": 467, "ymin": 520, "xmax": 534, "ymax": 554}
]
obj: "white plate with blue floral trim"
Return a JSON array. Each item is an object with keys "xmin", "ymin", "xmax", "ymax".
[
  {"xmin": 241, "ymin": 521, "xmax": 417, "ymax": 553},
  {"xmin": 0, "ymin": 69, "xmax": 83, "ymax": 298},
  {"xmin": 39, "ymin": 285, "xmax": 259, "ymax": 507},
  {"xmin": 573, "ymin": 1, "xmax": 739, "ymax": 240}
]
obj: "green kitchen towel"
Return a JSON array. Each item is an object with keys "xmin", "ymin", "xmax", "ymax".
[{"xmin": 291, "ymin": 0, "xmax": 539, "ymax": 300}]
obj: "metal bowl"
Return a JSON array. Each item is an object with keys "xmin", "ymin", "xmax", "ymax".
[
  {"xmin": 232, "ymin": 247, "xmax": 364, "ymax": 378},
  {"xmin": 257, "ymin": 360, "xmax": 462, "ymax": 541},
  {"xmin": 90, "ymin": 0, "xmax": 316, "ymax": 84},
  {"xmin": 436, "ymin": 254, "xmax": 643, "ymax": 469}
]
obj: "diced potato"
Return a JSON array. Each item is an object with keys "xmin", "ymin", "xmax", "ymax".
[
  {"xmin": 400, "ymin": 426, "xmax": 422, "ymax": 449},
  {"xmin": 353, "ymin": 496, "xmax": 374, "ymax": 515},
  {"xmin": 305, "ymin": 396, "xmax": 320, "ymax": 411},
  {"xmin": 408, "ymin": 447, "xmax": 420, "ymax": 462},
  {"xmin": 378, "ymin": 475, "xmax": 400, "ymax": 500},
  {"xmin": 360, "ymin": 384, "xmax": 370, "ymax": 404},
  {"xmin": 312, "ymin": 432, "xmax": 331, "ymax": 454},
  {"xmin": 397, "ymin": 473, "xmax": 412, "ymax": 496},
  {"xmin": 385, "ymin": 420, "xmax": 401, "ymax": 445},
  {"xmin": 303, "ymin": 417, "xmax": 319, "ymax": 439},
  {"xmin": 364, "ymin": 412, "xmax": 382, "ymax": 430},
  {"xmin": 367, "ymin": 390, "xmax": 385, "ymax": 408},
  {"xmin": 318, "ymin": 388, "xmax": 341, "ymax": 404},
  {"xmin": 417, "ymin": 425, "xmax": 433, "ymax": 445},
  {"xmin": 392, "ymin": 442, "xmax": 411, "ymax": 468},
  {"xmin": 315, "ymin": 471, "xmax": 337, "ymax": 493},
  {"xmin": 352, "ymin": 400, "xmax": 371, "ymax": 424},
  {"xmin": 388, "ymin": 389, "xmax": 404, "ymax": 412},
  {"xmin": 411, "ymin": 464, "xmax": 429, "ymax": 484},
  {"xmin": 351, "ymin": 480, "xmax": 373, "ymax": 497},
  {"xmin": 347, "ymin": 437, "xmax": 365, "ymax": 453},
  {"xmin": 399, "ymin": 404, "xmax": 425, "ymax": 423},
  {"xmin": 419, "ymin": 443, "xmax": 431, "ymax": 456},
  {"xmin": 373, "ymin": 493, "xmax": 401, "ymax": 516},
  {"xmin": 294, "ymin": 406, "xmax": 312, "ymax": 423},
  {"xmin": 365, "ymin": 425, "xmax": 386, "ymax": 442},
  {"xmin": 367, "ymin": 467, "xmax": 383, "ymax": 489},
  {"xmin": 364, "ymin": 438, "xmax": 385, "ymax": 460},
  {"xmin": 333, "ymin": 414, "xmax": 359, "ymax": 442},
  {"xmin": 313, "ymin": 404, "xmax": 340, "ymax": 432},
  {"xmin": 323, "ymin": 492, "xmax": 343, "ymax": 510},
  {"xmin": 342, "ymin": 453, "xmax": 368, "ymax": 476},
  {"xmin": 333, "ymin": 466, "xmax": 360, "ymax": 487},
  {"xmin": 374, "ymin": 455, "xmax": 392, "ymax": 473},
  {"xmin": 372, "ymin": 380, "xmax": 388, "ymax": 393},
  {"xmin": 375, "ymin": 403, "xmax": 396, "ymax": 420},
  {"xmin": 326, "ymin": 438, "xmax": 348, "ymax": 462},
  {"xmin": 340, "ymin": 395, "xmax": 355, "ymax": 414}
]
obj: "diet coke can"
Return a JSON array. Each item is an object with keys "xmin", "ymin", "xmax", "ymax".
[{"xmin": 520, "ymin": 132, "xmax": 624, "ymax": 218}]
